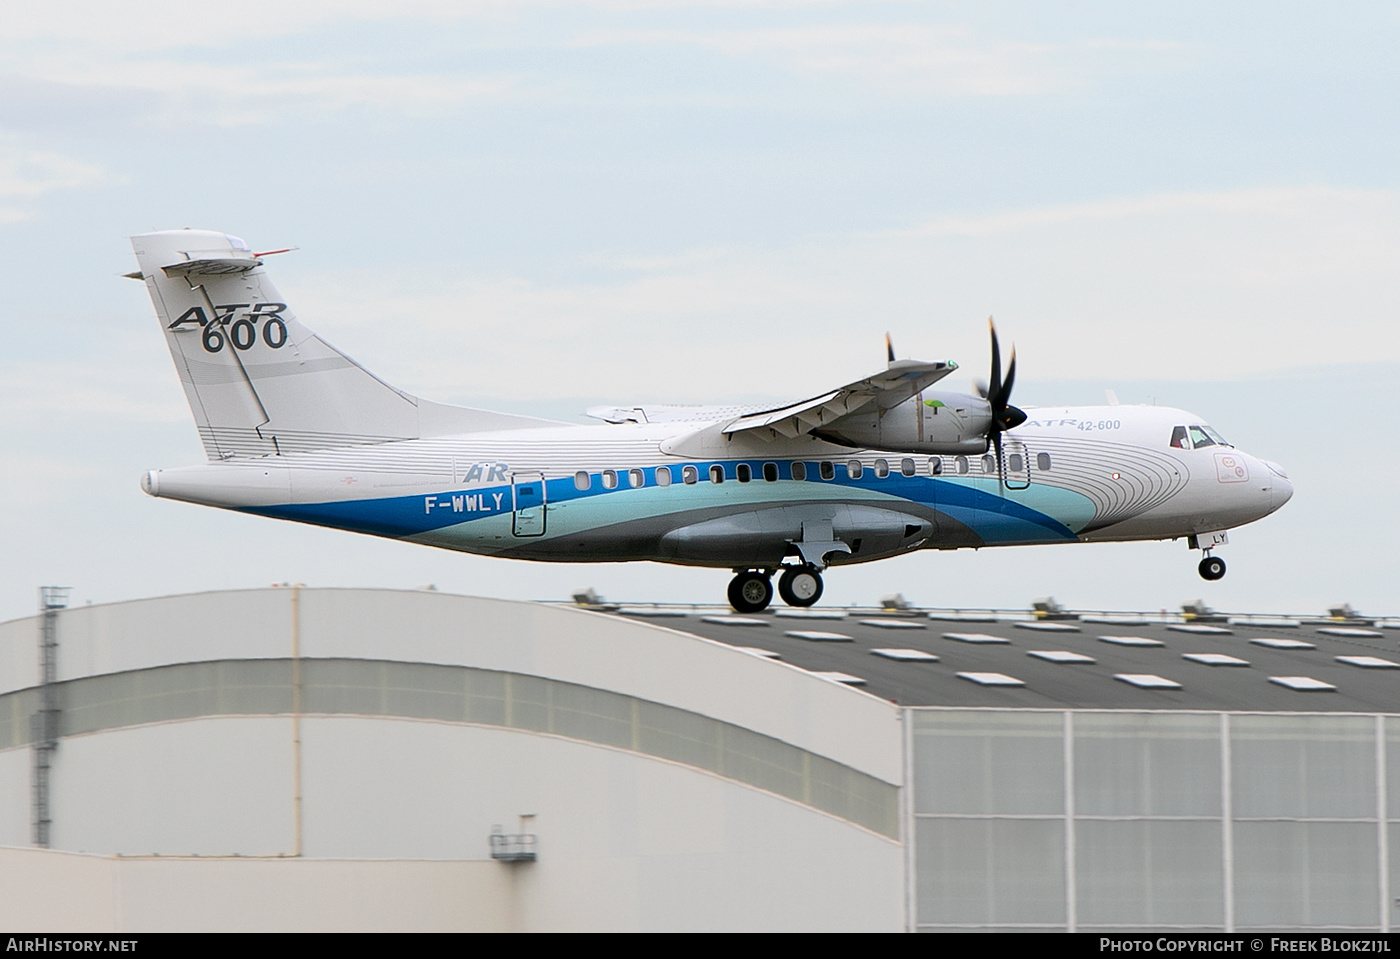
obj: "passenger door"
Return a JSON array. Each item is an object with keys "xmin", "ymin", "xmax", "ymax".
[{"xmin": 511, "ymin": 472, "xmax": 547, "ymax": 537}]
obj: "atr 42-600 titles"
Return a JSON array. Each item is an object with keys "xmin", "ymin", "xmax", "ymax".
[{"xmin": 130, "ymin": 230, "xmax": 1292, "ymax": 612}]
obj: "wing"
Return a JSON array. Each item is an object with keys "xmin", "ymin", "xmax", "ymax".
[
  {"xmin": 721, "ymin": 359, "xmax": 958, "ymax": 440},
  {"xmin": 586, "ymin": 403, "xmax": 769, "ymax": 425}
]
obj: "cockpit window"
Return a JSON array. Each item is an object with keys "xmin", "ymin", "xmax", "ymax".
[
  {"xmin": 1172, "ymin": 424, "xmax": 1232, "ymax": 450},
  {"xmin": 1199, "ymin": 424, "xmax": 1230, "ymax": 447}
]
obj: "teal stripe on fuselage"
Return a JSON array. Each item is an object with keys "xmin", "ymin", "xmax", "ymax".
[{"xmin": 244, "ymin": 459, "xmax": 1093, "ymax": 547}]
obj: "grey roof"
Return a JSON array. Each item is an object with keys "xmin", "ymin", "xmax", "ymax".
[{"xmin": 593, "ymin": 608, "xmax": 1400, "ymax": 712}]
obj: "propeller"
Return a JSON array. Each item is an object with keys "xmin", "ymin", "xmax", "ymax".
[{"xmin": 983, "ymin": 318, "xmax": 1026, "ymax": 487}]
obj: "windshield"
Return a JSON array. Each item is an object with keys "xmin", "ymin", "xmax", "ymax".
[{"xmin": 1171, "ymin": 424, "xmax": 1233, "ymax": 450}]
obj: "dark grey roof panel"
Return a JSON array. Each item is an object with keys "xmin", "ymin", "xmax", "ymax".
[{"xmin": 596, "ymin": 609, "xmax": 1400, "ymax": 711}]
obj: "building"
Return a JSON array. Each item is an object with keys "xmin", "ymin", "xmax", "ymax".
[{"xmin": 0, "ymin": 587, "xmax": 1396, "ymax": 931}]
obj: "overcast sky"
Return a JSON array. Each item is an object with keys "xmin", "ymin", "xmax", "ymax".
[{"xmin": 1, "ymin": 2, "xmax": 1396, "ymax": 624}]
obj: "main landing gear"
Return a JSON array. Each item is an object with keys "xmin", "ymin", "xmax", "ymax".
[{"xmin": 727, "ymin": 566, "xmax": 825, "ymax": 613}]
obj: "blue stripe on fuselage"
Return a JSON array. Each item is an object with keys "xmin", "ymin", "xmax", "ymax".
[{"xmin": 242, "ymin": 460, "xmax": 1082, "ymax": 543}]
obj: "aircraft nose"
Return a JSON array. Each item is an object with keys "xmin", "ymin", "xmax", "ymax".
[{"xmin": 1262, "ymin": 460, "xmax": 1292, "ymax": 511}]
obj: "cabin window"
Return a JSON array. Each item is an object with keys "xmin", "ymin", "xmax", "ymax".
[
  {"xmin": 982, "ymin": 455, "xmax": 996, "ymax": 474},
  {"xmin": 602, "ymin": 469, "xmax": 618, "ymax": 490},
  {"xmin": 820, "ymin": 461, "xmax": 835, "ymax": 480},
  {"xmin": 655, "ymin": 466, "xmax": 672, "ymax": 486},
  {"xmin": 929, "ymin": 458, "xmax": 942, "ymax": 476},
  {"xmin": 901, "ymin": 458, "xmax": 916, "ymax": 477},
  {"xmin": 1008, "ymin": 454, "xmax": 1023, "ymax": 473},
  {"xmin": 955, "ymin": 456, "xmax": 969, "ymax": 475},
  {"xmin": 574, "ymin": 471, "xmax": 591, "ymax": 491},
  {"xmin": 682, "ymin": 466, "xmax": 698, "ymax": 485},
  {"xmin": 629, "ymin": 468, "xmax": 644, "ymax": 488},
  {"xmin": 762, "ymin": 462, "xmax": 778, "ymax": 482},
  {"xmin": 709, "ymin": 465, "xmax": 725, "ymax": 484},
  {"xmin": 791, "ymin": 462, "xmax": 807, "ymax": 481},
  {"xmin": 847, "ymin": 460, "xmax": 863, "ymax": 479},
  {"xmin": 1036, "ymin": 453, "xmax": 1051, "ymax": 471},
  {"xmin": 736, "ymin": 463, "xmax": 752, "ymax": 483},
  {"xmin": 873, "ymin": 459, "xmax": 889, "ymax": 478}
]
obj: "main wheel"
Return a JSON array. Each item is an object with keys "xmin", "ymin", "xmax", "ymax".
[
  {"xmin": 728, "ymin": 571, "xmax": 774, "ymax": 613},
  {"xmin": 1198, "ymin": 555, "xmax": 1226, "ymax": 581},
  {"xmin": 778, "ymin": 567, "xmax": 824, "ymax": 607}
]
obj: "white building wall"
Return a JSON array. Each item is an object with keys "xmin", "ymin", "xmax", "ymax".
[
  {"xmin": 0, "ymin": 589, "xmax": 902, "ymax": 785},
  {"xmin": 0, "ymin": 589, "xmax": 908, "ymax": 931},
  {"xmin": 48, "ymin": 719, "xmax": 296, "ymax": 856},
  {"xmin": 0, "ymin": 747, "xmax": 31, "ymax": 847},
  {"xmin": 0, "ymin": 847, "xmax": 517, "ymax": 932},
  {"xmin": 1, "ymin": 714, "xmax": 903, "ymax": 931}
]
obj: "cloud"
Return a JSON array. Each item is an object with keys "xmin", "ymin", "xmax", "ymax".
[
  {"xmin": 574, "ymin": 22, "xmax": 1182, "ymax": 97},
  {"xmin": 0, "ymin": 139, "xmax": 112, "ymax": 221},
  {"xmin": 271, "ymin": 185, "xmax": 1400, "ymax": 404}
]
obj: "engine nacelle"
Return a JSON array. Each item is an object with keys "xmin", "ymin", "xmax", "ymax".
[{"xmin": 813, "ymin": 389, "xmax": 993, "ymax": 454}]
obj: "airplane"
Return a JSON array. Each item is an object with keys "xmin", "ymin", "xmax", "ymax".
[{"xmin": 129, "ymin": 229, "xmax": 1293, "ymax": 612}]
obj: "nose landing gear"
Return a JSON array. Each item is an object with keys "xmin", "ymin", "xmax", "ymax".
[
  {"xmin": 1189, "ymin": 531, "xmax": 1229, "ymax": 582},
  {"xmin": 1198, "ymin": 554, "xmax": 1226, "ymax": 581}
]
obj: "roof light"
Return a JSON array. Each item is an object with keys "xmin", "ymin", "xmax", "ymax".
[
  {"xmin": 1316, "ymin": 627, "xmax": 1383, "ymax": 638},
  {"xmin": 942, "ymin": 632, "xmax": 1010, "ymax": 644},
  {"xmin": 871, "ymin": 648, "xmax": 940, "ymax": 662},
  {"xmin": 1028, "ymin": 650, "xmax": 1095, "ymax": 664},
  {"xmin": 810, "ymin": 671, "xmax": 866, "ymax": 686},
  {"xmin": 1183, "ymin": 653, "xmax": 1250, "ymax": 667},
  {"xmin": 1334, "ymin": 656, "xmax": 1399, "ymax": 669},
  {"xmin": 1268, "ymin": 676, "xmax": 1336, "ymax": 691},
  {"xmin": 1014, "ymin": 621, "xmax": 1081, "ymax": 632},
  {"xmin": 1251, "ymin": 638, "xmax": 1316, "ymax": 649},
  {"xmin": 957, "ymin": 672, "xmax": 1024, "ymax": 687},
  {"xmin": 1115, "ymin": 674, "xmax": 1182, "ymax": 689},
  {"xmin": 1098, "ymin": 635, "xmax": 1165, "ymax": 647}
]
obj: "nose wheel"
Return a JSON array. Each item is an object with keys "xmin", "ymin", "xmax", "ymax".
[
  {"xmin": 778, "ymin": 566, "xmax": 824, "ymax": 607},
  {"xmin": 1198, "ymin": 555, "xmax": 1226, "ymax": 581},
  {"xmin": 728, "ymin": 570, "xmax": 774, "ymax": 613}
]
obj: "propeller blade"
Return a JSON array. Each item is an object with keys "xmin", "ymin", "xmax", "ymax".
[
  {"xmin": 885, "ymin": 332, "xmax": 896, "ymax": 365},
  {"xmin": 987, "ymin": 318, "xmax": 1002, "ymax": 405},
  {"xmin": 1001, "ymin": 346, "xmax": 1016, "ymax": 409}
]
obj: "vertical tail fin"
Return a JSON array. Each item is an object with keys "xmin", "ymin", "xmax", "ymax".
[{"xmin": 131, "ymin": 229, "xmax": 551, "ymax": 460}]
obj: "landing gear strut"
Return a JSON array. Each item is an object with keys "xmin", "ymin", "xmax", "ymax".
[
  {"xmin": 778, "ymin": 566, "xmax": 824, "ymax": 607},
  {"xmin": 727, "ymin": 570, "xmax": 774, "ymax": 613},
  {"xmin": 1198, "ymin": 555, "xmax": 1226, "ymax": 581},
  {"xmin": 1190, "ymin": 532, "xmax": 1229, "ymax": 582}
]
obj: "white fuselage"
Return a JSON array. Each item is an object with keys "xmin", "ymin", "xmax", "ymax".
[{"xmin": 143, "ymin": 403, "xmax": 1291, "ymax": 568}]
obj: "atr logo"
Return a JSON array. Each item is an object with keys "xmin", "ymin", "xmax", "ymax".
[{"xmin": 168, "ymin": 303, "xmax": 289, "ymax": 353}]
